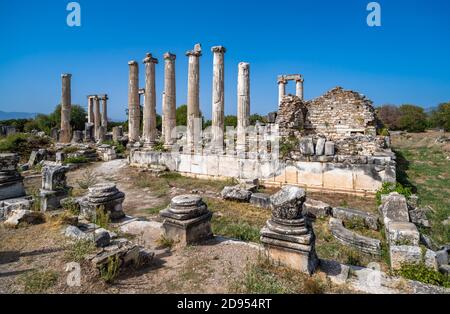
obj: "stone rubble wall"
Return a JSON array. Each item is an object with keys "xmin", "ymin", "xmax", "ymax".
[
  {"xmin": 304, "ymin": 87, "xmax": 378, "ymax": 139},
  {"xmin": 275, "ymin": 87, "xmax": 388, "ymax": 157}
]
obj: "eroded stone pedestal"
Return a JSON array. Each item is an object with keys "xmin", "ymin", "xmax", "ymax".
[
  {"xmin": 39, "ymin": 164, "xmax": 70, "ymax": 211},
  {"xmin": 0, "ymin": 153, "xmax": 26, "ymax": 201},
  {"xmin": 160, "ymin": 195, "xmax": 212, "ymax": 246},
  {"xmin": 80, "ymin": 183, "xmax": 125, "ymax": 221},
  {"xmin": 260, "ymin": 185, "xmax": 318, "ymax": 274}
]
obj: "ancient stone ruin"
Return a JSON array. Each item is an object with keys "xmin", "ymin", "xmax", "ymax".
[
  {"xmin": 159, "ymin": 194, "xmax": 213, "ymax": 246},
  {"xmin": 39, "ymin": 163, "xmax": 70, "ymax": 211},
  {"xmin": 260, "ymin": 185, "xmax": 318, "ymax": 274},
  {"xmin": 124, "ymin": 45, "xmax": 395, "ymax": 196},
  {"xmin": 80, "ymin": 183, "xmax": 125, "ymax": 221},
  {"xmin": 0, "ymin": 153, "xmax": 26, "ymax": 201}
]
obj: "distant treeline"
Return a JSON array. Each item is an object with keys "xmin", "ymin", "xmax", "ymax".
[
  {"xmin": 376, "ymin": 103, "xmax": 450, "ymax": 133},
  {"xmin": 0, "ymin": 104, "xmax": 269, "ymax": 135}
]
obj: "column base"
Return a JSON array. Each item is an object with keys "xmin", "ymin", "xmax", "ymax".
[{"xmin": 161, "ymin": 212, "xmax": 213, "ymax": 246}]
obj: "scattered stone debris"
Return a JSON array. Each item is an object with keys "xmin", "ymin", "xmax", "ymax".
[
  {"xmin": 332, "ymin": 207, "xmax": 379, "ymax": 230},
  {"xmin": 220, "ymin": 185, "xmax": 252, "ymax": 202},
  {"xmin": 4, "ymin": 209, "xmax": 44, "ymax": 228},
  {"xmin": 0, "ymin": 153, "xmax": 26, "ymax": 201},
  {"xmin": 302, "ymin": 198, "xmax": 331, "ymax": 219},
  {"xmin": 249, "ymin": 193, "xmax": 271, "ymax": 209},
  {"xmin": 329, "ymin": 217, "xmax": 381, "ymax": 255}
]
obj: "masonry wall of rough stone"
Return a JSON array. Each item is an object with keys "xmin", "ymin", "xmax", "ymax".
[{"xmin": 304, "ymin": 87, "xmax": 378, "ymax": 139}]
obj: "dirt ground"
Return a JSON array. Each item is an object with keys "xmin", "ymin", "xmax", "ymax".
[{"xmin": 1, "ymin": 156, "xmax": 388, "ymax": 294}]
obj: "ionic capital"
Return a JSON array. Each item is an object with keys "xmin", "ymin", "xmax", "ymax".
[
  {"xmin": 211, "ymin": 46, "xmax": 226, "ymax": 54},
  {"xmin": 143, "ymin": 53, "xmax": 159, "ymax": 64},
  {"xmin": 163, "ymin": 52, "xmax": 176, "ymax": 61}
]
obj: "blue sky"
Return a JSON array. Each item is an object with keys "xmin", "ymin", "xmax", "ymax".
[{"xmin": 0, "ymin": 0, "xmax": 449, "ymax": 120}]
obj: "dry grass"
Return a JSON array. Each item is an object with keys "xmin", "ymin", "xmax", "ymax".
[{"xmin": 230, "ymin": 254, "xmax": 354, "ymax": 294}]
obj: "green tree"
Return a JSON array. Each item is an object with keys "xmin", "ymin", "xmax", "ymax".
[
  {"xmin": 224, "ymin": 115, "xmax": 237, "ymax": 128},
  {"xmin": 50, "ymin": 104, "xmax": 87, "ymax": 131},
  {"xmin": 377, "ymin": 104, "xmax": 402, "ymax": 130},
  {"xmin": 249, "ymin": 114, "xmax": 268, "ymax": 125},
  {"xmin": 430, "ymin": 102, "xmax": 450, "ymax": 131},
  {"xmin": 176, "ymin": 104, "xmax": 187, "ymax": 126},
  {"xmin": 398, "ymin": 104, "xmax": 428, "ymax": 132}
]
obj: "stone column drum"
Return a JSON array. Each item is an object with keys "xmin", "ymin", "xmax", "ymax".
[
  {"xmin": 278, "ymin": 77, "xmax": 287, "ymax": 108},
  {"xmin": 296, "ymin": 78, "xmax": 304, "ymax": 100},
  {"xmin": 143, "ymin": 53, "xmax": 159, "ymax": 146},
  {"xmin": 80, "ymin": 183, "xmax": 125, "ymax": 221},
  {"xmin": 163, "ymin": 53, "xmax": 177, "ymax": 149},
  {"xmin": 112, "ymin": 126, "xmax": 123, "ymax": 142},
  {"xmin": 101, "ymin": 94, "xmax": 108, "ymax": 130},
  {"xmin": 260, "ymin": 185, "xmax": 318, "ymax": 274},
  {"xmin": 211, "ymin": 46, "xmax": 226, "ymax": 153},
  {"xmin": 60, "ymin": 74, "xmax": 72, "ymax": 143},
  {"xmin": 160, "ymin": 195, "xmax": 213, "ymax": 246},
  {"xmin": 237, "ymin": 62, "xmax": 250, "ymax": 153},
  {"xmin": 128, "ymin": 61, "xmax": 140, "ymax": 143},
  {"xmin": 0, "ymin": 153, "xmax": 26, "ymax": 201},
  {"xmin": 87, "ymin": 96, "xmax": 95, "ymax": 124},
  {"xmin": 93, "ymin": 95, "xmax": 101, "ymax": 140},
  {"xmin": 186, "ymin": 44, "xmax": 202, "ymax": 152}
]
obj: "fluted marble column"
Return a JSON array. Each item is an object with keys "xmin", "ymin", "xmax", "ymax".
[
  {"xmin": 296, "ymin": 77, "xmax": 304, "ymax": 100},
  {"xmin": 237, "ymin": 62, "xmax": 250, "ymax": 152},
  {"xmin": 142, "ymin": 53, "xmax": 158, "ymax": 146},
  {"xmin": 211, "ymin": 46, "xmax": 226, "ymax": 152},
  {"xmin": 60, "ymin": 74, "xmax": 72, "ymax": 143},
  {"xmin": 87, "ymin": 96, "xmax": 95, "ymax": 123},
  {"xmin": 128, "ymin": 61, "xmax": 140, "ymax": 143},
  {"xmin": 163, "ymin": 53, "xmax": 176, "ymax": 149},
  {"xmin": 93, "ymin": 95, "xmax": 101, "ymax": 140},
  {"xmin": 186, "ymin": 44, "xmax": 202, "ymax": 152},
  {"xmin": 278, "ymin": 77, "xmax": 287, "ymax": 107},
  {"xmin": 101, "ymin": 94, "xmax": 108, "ymax": 129}
]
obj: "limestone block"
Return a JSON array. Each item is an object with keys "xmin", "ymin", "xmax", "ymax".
[
  {"xmin": 332, "ymin": 207, "xmax": 379, "ymax": 230},
  {"xmin": 299, "ymin": 138, "xmax": 315, "ymax": 156},
  {"xmin": 389, "ymin": 245, "xmax": 422, "ymax": 270},
  {"xmin": 329, "ymin": 218, "xmax": 381, "ymax": 255},
  {"xmin": 379, "ymin": 192, "xmax": 410, "ymax": 226},
  {"xmin": 296, "ymin": 162, "xmax": 323, "ymax": 187},
  {"xmin": 323, "ymin": 163, "xmax": 354, "ymax": 191},
  {"xmin": 218, "ymin": 156, "xmax": 239, "ymax": 178},
  {"xmin": 315, "ymin": 138, "xmax": 326, "ymax": 156},
  {"xmin": 325, "ymin": 141, "xmax": 335, "ymax": 156},
  {"xmin": 387, "ymin": 221, "xmax": 420, "ymax": 246},
  {"xmin": 250, "ymin": 193, "xmax": 271, "ymax": 209},
  {"xmin": 302, "ymin": 199, "xmax": 331, "ymax": 219},
  {"xmin": 221, "ymin": 185, "xmax": 252, "ymax": 202}
]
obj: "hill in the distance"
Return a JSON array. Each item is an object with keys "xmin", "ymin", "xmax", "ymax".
[{"xmin": 0, "ymin": 111, "xmax": 38, "ymax": 121}]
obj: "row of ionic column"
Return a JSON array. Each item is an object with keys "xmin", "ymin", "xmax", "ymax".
[
  {"xmin": 127, "ymin": 44, "xmax": 251, "ymax": 153},
  {"xmin": 87, "ymin": 94, "xmax": 108, "ymax": 140}
]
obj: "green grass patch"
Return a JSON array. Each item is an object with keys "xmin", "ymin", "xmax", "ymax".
[
  {"xmin": 395, "ymin": 263, "xmax": 450, "ymax": 288},
  {"xmin": 64, "ymin": 156, "xmax": 88, "ymax": 165},
  {"xmin": 212, "ymin": 216, "xmax": 261, "ymax": 242},
  {"xmin": 64, "ymin": 239, "xmax": 97, "ymax": 263}
]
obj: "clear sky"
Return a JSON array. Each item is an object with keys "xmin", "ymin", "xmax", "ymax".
[{"xmin": 0, "ymin": 0, "xmax": 449, "ymax": 120}]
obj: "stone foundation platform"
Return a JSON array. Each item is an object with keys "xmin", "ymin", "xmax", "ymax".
[{"xmin": 130, "ymin": 151, "xmax": 396, "ymax": 196}]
